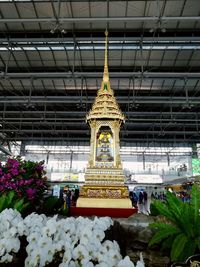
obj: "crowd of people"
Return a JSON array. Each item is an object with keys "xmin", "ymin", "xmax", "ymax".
[
  {"xmin": 61, "ymin": 187, "xmax": 79, "ymax": 208},
  {"xmin": 53, "ymin": 184, "xmax": 191, "ymax": 214},
  {"xmin": 151, "ymin": 191, "xmax": 166, "ymax": 201},
  {"xmin": 151, "ymin": 189, "xmax": 191, "ymax": 203},
  {"xmin": 129, "ymin": 190, "xmax": 149, "ymax": 214}
]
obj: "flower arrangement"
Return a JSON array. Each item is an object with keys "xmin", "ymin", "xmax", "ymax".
[
  {"xmin": 0, "ymin": 157, "xmax": 47, "ymax": 215},
  {"xmin": 0, "ymin": 157, "xmax": 48, "ymax": 207},
  {"xmin": 0, "ymin": 209, "xmax": 145, "ymax": 267}
]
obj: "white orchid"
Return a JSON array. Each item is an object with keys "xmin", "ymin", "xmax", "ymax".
[
  {"xmin": 62, "ymin": 249, "xmax": 72, "ymax": 264},
  {"xmin": 72, "ymin": 244, "xmax": 91, "ymax": 261},
  {"xmin": 136, "ymin": 252, "xmax": 145, "ymax": 267},
  {"xmin": 68, "ymin": 260, "xmax": 78, "ymax": 267},
  {"xmin": 82, "ymin": 261, "xmax": 94, "ymax": 267},
  {"xmin": 95, "ymin": 262, "xmax": 109, "ymax": 267},
  {"xmin": 80, "ymin": 227, "xmax": 93, "ymax": 240},
  {"xmin": 54, "ymin": 240, "xmax": 65, "ymax": 252},
  {"xmin": 93, "ymin": 228, "xmax": 105, "ymax": 242},
  {"xmin": 16, "ymin": 220, "xmax": 26, "ymax": 236},
  {"xmin": 27, "ymin": 232, "xmax": 41, "ymax": 243},
  {"xmin": 117, "ymin": 256, "xmax": 135, "ymax": 267},
  {"xmin": 102, "ymin": 240, "xmax": 117, "ymax": 251},
  {"xmin": 0, "ymin": 209, "xmax": 145, "ymax": 267},
  {"xmin": 0, "ymin": 253, "xmax": 13, "ymax": 263},
  {"xmin": 108, "ymin": 248, "xmax": 122, "ymax": 262}
]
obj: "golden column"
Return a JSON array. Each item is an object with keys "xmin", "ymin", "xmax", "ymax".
[
  {"xmin": 88, "ymin": 120, "xmax": 96, "ymax": 168},
  {"xmin": 76, "ymin": 31, "xmax": 132, "ymax": 208}
]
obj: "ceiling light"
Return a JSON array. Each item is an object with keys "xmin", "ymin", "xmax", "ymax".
[
  {"xmin": 149, "ymin": 25, "xmax": 166, "ymax": 33},
  {"xmin": 149, "ymin": 28, "xmax": 154, "ymax": 33},
  {"xmin": 161, "ymin": 28, "xmax": 166, "ymax": 33},
  {"xmin": 61, "ymin": 29, "xmax": 67, "ymax": 34},
  {"xmin": 50, "ymin": 23, "xmax": 66, "ymax": 35}
]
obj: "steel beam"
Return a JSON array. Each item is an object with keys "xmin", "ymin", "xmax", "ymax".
[
  {"xmin": 2, "ymin": 118, "xmax": 200, "ymax": 123},
  {"xmin": 1, "ymin": 121, "xmax": 199, "ymax": 128},
  {"xmin": 1, "ymin": 16, "xmax": 200, "ymax": 24},
  {"xmin": 0, "ymin": 145, "xmax": 12, "ymax": 156},
  {"xmin": 0, "ymin": 111, "xmax": 198, "ymax": 116},
  {"xmin": 0, "ymin": 129, "xmax": 89, "ymax": 134},
  {"xmin": 3, "ymin": 136, "xmax": 200, "ymax": 143},
  {"xmin": 0, "ymin": 72, "xmax": 199, "ymax": 79},
  {"xmin": 1, "ymin": 36, "xmax": 200, "ymax": 43},
  {"xmin": 0, "ymin": 129, "xmax": 198, "ymax": 135},
  {"xmin": 0, "ymin": 95, "xmax": 199, "ymax": 104}
]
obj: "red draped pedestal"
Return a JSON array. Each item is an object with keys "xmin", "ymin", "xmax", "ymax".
[{"xmin": 70, "ymin": 207, "xmax": 137, "ymax": 218}]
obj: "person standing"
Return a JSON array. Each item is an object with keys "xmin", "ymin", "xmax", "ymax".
[
  {"xmin": 63, "ymin": 187, "xmax": 71, "ymax": 209},
  {"xmin": 143, "ymin": 191, "xmax": 148, "ymax": 214},
  {"xmin": 138, "ymin": 191, "xmax": 144, "ymax": 213},
  {"xmin": 66, "ymin": 188, "xmax": 71, "ymax": 209}
]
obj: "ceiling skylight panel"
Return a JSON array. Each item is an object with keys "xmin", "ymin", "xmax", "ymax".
[{"xmin": 23, "ymin": 47, "xmax": 36, "ymax": 51}]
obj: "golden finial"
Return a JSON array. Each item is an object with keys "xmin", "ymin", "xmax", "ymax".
[{"xmin": 103, "ymin": 29, "xmax": 109, "ymax": 83}]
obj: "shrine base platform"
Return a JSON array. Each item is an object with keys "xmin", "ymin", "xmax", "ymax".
[
  {"xmin": 76, "ymin": 197, "xmax": 132, "ymax": 208},
  {"xmin": 70, "ymin": 206, "xmax": 137, "ymax": 218}
]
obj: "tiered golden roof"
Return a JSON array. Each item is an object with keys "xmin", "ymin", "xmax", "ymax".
[{"xmin": 86, "ymin": 30, "xmax": 125, "ymax": 123}]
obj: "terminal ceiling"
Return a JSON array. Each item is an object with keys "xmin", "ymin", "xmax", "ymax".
[{"xmin": 0, "ymin": 0, "xmax": 200, "ymax": 148}]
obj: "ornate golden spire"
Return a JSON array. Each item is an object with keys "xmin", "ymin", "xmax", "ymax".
[
  {"xmin": 86, "ymin": 30, "xmax": 125, "ymax": 123},
  {"xmin": 103, "ymin": 29, "xmax": 109, "ymax": 83}
]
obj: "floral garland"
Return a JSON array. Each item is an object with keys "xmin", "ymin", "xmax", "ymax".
[{"xmin": 0, "ymin": 209, "xmax": 145, "ymax": 267}]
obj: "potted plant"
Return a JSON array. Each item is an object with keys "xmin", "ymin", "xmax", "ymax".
[{"xmin": 148, "ymin": 184, "xmax": 200, "ymax": 262}]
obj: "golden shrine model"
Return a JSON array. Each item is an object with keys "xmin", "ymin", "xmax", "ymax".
[{"xmin": 76, "ymin": 31, "xmax": 132, "ymax": 208}]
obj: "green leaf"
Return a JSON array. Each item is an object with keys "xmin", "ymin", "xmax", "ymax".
[
  {"xmin": 195, "ymin": 236, "xmax": 200, "ymax": 250},
  {"xmin": 161, "ymin": 235, "xmax": 175, "ymax": 252},
  {"xmin": 171, "ymin": 233, "xmax": 188, "ymax": 261},
  {"xmin": 13, "ymin": 198, "xmax": 25, "ymax": 212},
  {"xmin": 151, "ymin": 200, "xmax": 174, "ymax": 221},
  {"xmin": 178, "ymin": 203, "xmax": 195, "ymax": 237},
  {"xmin": 150, "ymin": 202, "xmax": 160, "ymax": 216},
  {"xmin": 166, "ymin": 191, "xmax": 183, "ymax": 219},
  {"xmin": 149, "ymin": 224, "xmax": 180, "ymax": 247},
  {"xmin": 190, "ymin": 185, "xmax": 200, "ymax": 235},
  {"xmin": 179, "ymin": 240, "xmax": 197, "ymax": 262},
  {"xmin": 0, "ymin": 194, "xmax": 6, "ymax": 212},
  {"xmin": 6, "ymin": 191, "xmax": 15, "ymax": 207}
]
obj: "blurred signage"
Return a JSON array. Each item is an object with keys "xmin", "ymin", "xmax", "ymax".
[
  {"xmin": 50, "ymin": 172, "xmax": 85, "ymax": 182},
  {"xmin": 192, "ymin": 158, "xmax": 200, "ymax": 175},
  {"xmin": 52, "ymin": 185, "xmax": 60, "ymax": 198},
  {"xmin": 131, "ymin": 174, "xmax": 163, "ymax": 184}
]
